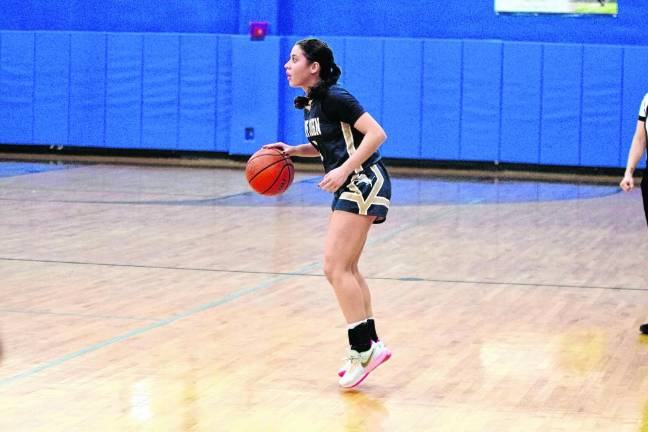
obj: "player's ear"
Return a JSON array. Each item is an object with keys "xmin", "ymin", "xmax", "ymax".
[{"xmin": 310, "ymin": 61, "xmax": 321, "ymax": 75}]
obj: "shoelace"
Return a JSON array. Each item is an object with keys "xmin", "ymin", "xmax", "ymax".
[{"xmin": 343, "ymin": 352, "xmax": 363, "ymax": 366}]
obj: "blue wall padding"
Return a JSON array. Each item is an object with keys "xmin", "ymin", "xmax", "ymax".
[
  {"xmin": 68, "ymin": 32, "xmax": 106, "ymax": 147},
  {"xmin": 0, "ymin": 32, "xmax": 34, "ymax": 144},
  {"xmin": 540, "ymin": 44, "xmax": 582, "ymax": 166},
  {"xmin": 420, "ymin": 40, "xmax": 462, "ymax": 160},
  {"xmin": 141, "ymin": 34, "xmax": 179, "ymax": 150},
  {"xmin": 344, "ymin": 38, "xmax": 384, "ymax": 125},
  {"xmin": 215, "ymin": 36, "xmax": 232, "ymax": 152},
  {"xmin": 500, "ymin": 42, "xmax": 542, "ymax": 164},
  {"xmin": 178, "ymin": 34, "xmax": 218, "ymax": 151},
  {"xmin": 105, "ymin": 33, "xmax": 142, "ymax": 149},
  {"xmin": 228, "ymin": 36, "xmax": 280, "ymax": 155},
  {"xmin": 34, "ymin": 32, "xmax": 69, "ymax": 146},
  {"xmin": 580, "ymin": 45, "xmax": 623, "ymax": 167},
  {"xmin": 381, "ymin": 39, "xmax": 422, "ymax": 159},
  {"xmin": 460, "ymin": 40, "xmax": 502, "ymax": 161},
  {"xmin": 621, "ymin": 46, "xmax": 648, "ymax": 168},
  {"xmin": 1, "ymin": 30, "xmax": 647, "ymax": 169}
]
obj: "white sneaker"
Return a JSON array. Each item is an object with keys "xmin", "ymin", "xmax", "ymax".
[
  {"xmin": 338, "ymin": 341, "xmax": 391, "ymax": 377},
  {"xmin": 338, "ymin": 341, "xmax": 391, "ymax": 388},
  {"xmin": 338, "ymin": 356, "xmax": 352, "ymax": 378}
]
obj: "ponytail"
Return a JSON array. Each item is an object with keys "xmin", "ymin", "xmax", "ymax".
[
  {"xmin": 309, "ymin": 62, "xmax": 341, "ymax": 99},
  {"xmin": 293, "ymin": 39, "xmax": 342, "ymax": 109}
]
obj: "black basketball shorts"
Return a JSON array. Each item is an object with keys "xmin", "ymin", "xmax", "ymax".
[{"xmin": 331, "ymin": 162, "xmax": 391, "ymax": 224}]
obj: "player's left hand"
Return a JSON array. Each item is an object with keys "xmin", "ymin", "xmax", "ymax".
[{"xmin": 319, "ymin": 167, "xmax": 349, "ymax": 192}]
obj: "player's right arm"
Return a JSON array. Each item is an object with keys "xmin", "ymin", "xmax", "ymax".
[
  {"xmin": 620, "ymin": 120, "xmax": 647, "ymax": 192},
  {"xmin": 263, "ymin": 142, "xmax": 320, "ymax": 157}
]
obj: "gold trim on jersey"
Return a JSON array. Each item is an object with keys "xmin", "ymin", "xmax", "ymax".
[
  {"xmin": 341, "ymin": 122, "xmax": 362, "ymax": 175},
  {"xmin": 339, "ymin": 165, "xmax": 390, "ymax": 215}
]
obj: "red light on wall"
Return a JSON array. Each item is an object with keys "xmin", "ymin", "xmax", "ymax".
[{"xmin": 249, "ymin": 21, "xmax": 269, "ymax": 41}]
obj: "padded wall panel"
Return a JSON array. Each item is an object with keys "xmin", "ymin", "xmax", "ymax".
[
  {"xmin": 69, "ymin": 32, "xmax": 105, "ymax": 147},
  {"xmin": 141, "ymin": 34, "xmax": 179, "ymax": 150},
  {"xmin": 178, "ymin": 34, "xmax": 218, "ymax": 151},
  {"xmin": 580, "ymin": 45, "xmax": 623, "ymax": 167},
  {"xmin": 460, "ymin": 40, "xmax": 502, "ymax": 161},
  {"xmin": 105, "ymin": 33, "xmax": 142, "ymax": 149},
  {"xmin": 33, "ymin": 32, "xmax": 69, "ymax": 145},
  {"xmin": 500, "ymin": 42, "xmax": 542, "ymax": 164},
  {"xmin": 229, "ymin": 36, "xmax": 280, "ymax": 155},
  {"xmin": 215, "ymin": 36, "xmax": 232, "ymax": 153},
  {"xmin": 0, "ymin": 32, "xmax": 34, "ymax": 144},
  {"xmin": 421, "ymin": 39, "xmax": 462, "ymax": 160},
  {"xmin": 381, "ymin": 38, "xmax": 422, "ymax": 159},
  {"xmin": 540, "ymin": 44, "xmax": 582, "ymax": 166},
  {"xmin": 344, "ymin": 37, "xmax": 384, "ymax": 124}
]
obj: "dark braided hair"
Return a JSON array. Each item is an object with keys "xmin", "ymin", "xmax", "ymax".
[{"xmin": 294, "ymin": 38, "xmax": 342, "ymax": 109}]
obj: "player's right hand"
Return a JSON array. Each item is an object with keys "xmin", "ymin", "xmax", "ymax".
[{"xmin": 263, "ymin": 142, "xmax": 296, "ymax": 156}]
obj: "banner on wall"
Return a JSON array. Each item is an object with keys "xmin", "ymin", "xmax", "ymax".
[{"xmin": 495, "ymin": 0, "xmax": 618, "ymax": 15}]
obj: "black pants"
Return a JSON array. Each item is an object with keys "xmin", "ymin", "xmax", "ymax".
[{"xmin": 643, "ymin": 175, "xmax": 648, "ymax": 227}]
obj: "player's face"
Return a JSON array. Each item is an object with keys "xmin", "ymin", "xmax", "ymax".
[{"xmin": 284, "ymin": 45, "xmax": 318, "ymax": 91}]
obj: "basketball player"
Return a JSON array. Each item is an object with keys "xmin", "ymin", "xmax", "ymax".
[
  {"xmin": 619, "ymin": 92, "xmax": 648, "ymax": 335},
  {"xmin": 264, "ymin": 38, "xmax": 391, "ymax": 388}
]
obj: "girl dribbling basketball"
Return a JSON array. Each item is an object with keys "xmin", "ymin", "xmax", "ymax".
[{"xmin": 264, "ymin": 38, "xmax": 391, "ymax": 388}]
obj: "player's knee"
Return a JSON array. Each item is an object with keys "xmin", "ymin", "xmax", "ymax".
[
  {"xmin": 323, "ymin": 257, "xmax": 337, "ymax": 283},
  {"xmin": 323, "ymin": 256, "xmax": 348, "ymax": 284}
]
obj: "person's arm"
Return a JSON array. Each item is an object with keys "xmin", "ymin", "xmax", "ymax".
[
  {"xmin": 620, "ymin": 120, "xmax": 647, "ymax": 191},
  {"xmin": 318, "ymin": 112, "xmax": 386, "ymax": 192},
  {"xmin": 263, "ymin": 142, "xmax": 321, "ymax": 157}
]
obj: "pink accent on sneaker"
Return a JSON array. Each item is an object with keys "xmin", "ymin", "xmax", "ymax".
[
  {"xmin": 345, "ymin": 347, "xmax": 391, "ymax": 389},
  {"xmin": 338, "ymin": 342, "xmax": 391, "ymax": 378}
]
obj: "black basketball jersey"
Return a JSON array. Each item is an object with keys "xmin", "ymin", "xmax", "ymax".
[{"xmin": 303, "ymin": 85, "xmax": 382, "ymax": 174}]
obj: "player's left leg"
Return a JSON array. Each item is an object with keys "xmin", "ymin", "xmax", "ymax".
[
  {"xmin": 337, "ymin": 228, "xmax": 391, "ymax": 377},
  {"xmin": 323, "ymin": 210, "xmax": 390, "ymax": 387}
]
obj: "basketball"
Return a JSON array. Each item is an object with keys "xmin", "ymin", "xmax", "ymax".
[{"xmin": 246, "ymin": 148, "xmax": 295, "ymax": 196}]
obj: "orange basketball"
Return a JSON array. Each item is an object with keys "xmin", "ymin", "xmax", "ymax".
[{"xmin": 246, "ymin": 148, "xmax": 294, "ymax": 196}]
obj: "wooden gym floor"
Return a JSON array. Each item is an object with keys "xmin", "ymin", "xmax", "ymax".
[{"xmin": 0, "ymin": 159, "xmax": 647, "ymax": 431}]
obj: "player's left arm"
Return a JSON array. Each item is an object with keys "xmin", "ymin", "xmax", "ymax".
[
  {"xmin": 342, "ymin": 113, "xmax": 387, "ymax": 173},
  {"xmin": 318, "ymin": 113, "xmax": 387, "ymax": 192}
]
